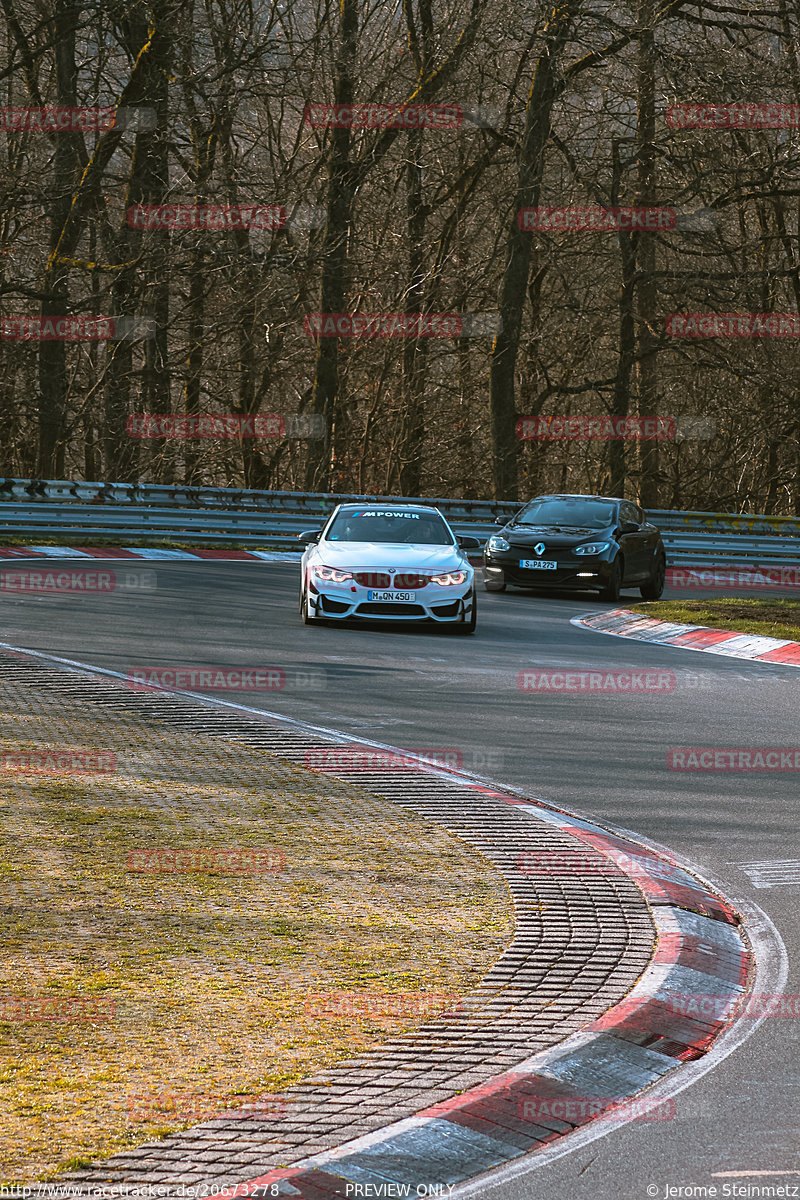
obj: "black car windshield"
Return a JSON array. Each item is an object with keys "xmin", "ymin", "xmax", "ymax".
[
  {"xmin": 513, "ymin": 498, "xmax": 616, "ymax": 529},
  {"xmin": 326, "ymin": 509, "xmax": 454, "ymax": 545}
]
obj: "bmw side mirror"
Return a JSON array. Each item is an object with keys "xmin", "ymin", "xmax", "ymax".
[
  {"xmin": 457, "ymin": 535, "xmax": 481, "ymax": 550},
  {"xmin": 619, "ymin": 521, "xmax": 638, "ymax": 534},
  {"xmin": 297, "ymin": 529, "xmax": 322, "ymax": 544}
]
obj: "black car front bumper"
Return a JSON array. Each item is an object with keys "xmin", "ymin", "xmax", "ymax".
[{"xmin": 483, "ymin": 553, "xmax": 616, "ymax": 591}]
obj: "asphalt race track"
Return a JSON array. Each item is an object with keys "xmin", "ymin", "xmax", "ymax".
[{"xmin": 4, "ymin": 559, "xmax": 799, "ymax": 1200}]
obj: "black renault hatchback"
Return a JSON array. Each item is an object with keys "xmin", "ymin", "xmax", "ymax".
[{"xmin": 482, "ymin": 494, "xmax": 666, "ymax": 601}]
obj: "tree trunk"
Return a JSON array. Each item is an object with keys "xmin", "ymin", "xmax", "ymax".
[
  {"xmin": 396, "ymin": 129, "xmax": 429, "ymax": 496},
  {"xmin": 489, "ymin": 2, "xmax": 581, "ymax": 500},
  {"xmin": 305, "ymin": 0, "xmax": 358, "ymax": 492},
  {"xmin": 104, "ymin": 1, "xmax": 181, "ymax": 481},
  {"xmin": 610, "ymin": 141, "xmax": 636, "ymax": 497},
  {"xmin": 636, "ymin": 0, "xmax": 659, "ymax": 508},
  {"xmin": 38, "ymin": 0, "xmax": 79, "ymax": 477}
]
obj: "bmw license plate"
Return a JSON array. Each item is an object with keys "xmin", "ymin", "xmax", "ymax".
[
  {"xmin": 520, "ymin": 559, "xmax": 557, "ymax": 570},
  {"xmin": 368, "ymin": 590, "xmax": 416, "ymax": 601}
]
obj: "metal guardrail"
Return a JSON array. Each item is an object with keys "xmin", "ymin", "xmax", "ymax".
[
  {"xmin": 0, "ymin": 480, "xmax": 799, "ymax": 568},
  {"xmin": 0, "ymin": 478, "xmax": 522, "ymax": 522},
  {"xmin": 4, "ymin": 476, "xmax": 800, "ymax": 533}
]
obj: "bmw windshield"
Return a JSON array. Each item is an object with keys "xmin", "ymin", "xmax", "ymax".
[
  {"xmin": 512, "ymin": 498, "xmax": 617, "ymax": 530},
  {"xmin": 326, "ymin": 510, "xmax": 455, "ymax": 545}
]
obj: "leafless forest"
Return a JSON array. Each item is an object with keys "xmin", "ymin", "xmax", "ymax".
[{"xmin": 1, "ymin": 0, "xmax": 799, "ymax": 509}]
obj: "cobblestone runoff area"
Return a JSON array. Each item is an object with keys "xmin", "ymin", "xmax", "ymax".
[{"xmin": 0, "ymin": 650, "xmax": 656, "ymax": 1196}]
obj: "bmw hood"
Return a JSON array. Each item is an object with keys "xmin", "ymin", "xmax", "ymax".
[{"xmin": 317, "ymin": 541, "xmax": 469, "ymax": 571}]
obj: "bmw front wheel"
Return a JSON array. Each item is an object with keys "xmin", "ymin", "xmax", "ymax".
[
  {"xmin": 454, "ymin": 589, "xmax": 477, "ymax": 634},
  {"xmin": 300, "ymin": 585, "xmax": 321, "ymax": 625}
]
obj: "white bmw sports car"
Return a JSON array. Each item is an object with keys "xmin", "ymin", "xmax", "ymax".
[{"xmin": 298, "ymin": 503, "xmax": 479, "ymax": 633}]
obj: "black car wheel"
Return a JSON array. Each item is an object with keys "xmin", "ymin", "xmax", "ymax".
[
  {"xmin": 599, "ymin": 557, "xmax": 623, "ymax": 602},
  {"xmin": 640, "ymin": 554, "xmax": 666, "ymax": 600}
]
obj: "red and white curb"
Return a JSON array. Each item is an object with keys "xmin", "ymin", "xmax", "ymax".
[
  {"xmin": 0, "ymin": 545, "xmax": 299, "ymax": 562},
  {"xmin": 572, "ymin": 608, "xmax": 800, "ymax": 667},
  {"xmin": 203, "ymin": 811, "xmax": 752, "ymax": 1199},
  {"xmin": 196, "ymin": 802, "xmax": 752, "ymax": 1199}
]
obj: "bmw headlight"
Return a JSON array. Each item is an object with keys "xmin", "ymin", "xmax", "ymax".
[
  {"xmin": 574, "ymin": 542, "xmax": 610, "ymax": 556},
  {"xmin": 487, "ymin": 535, "xmax": 510, "ymax": 553},
  {"xmin": 313, "ymin": 564, "xmax": 354, "ymax": 582},
  {"xmin": 430, "ymin": 570, "xmax": 469, "ymax": 586}
]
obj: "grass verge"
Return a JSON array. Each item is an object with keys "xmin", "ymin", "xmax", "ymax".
[
  {"xmin": 631, "ymin": 597, "xmax": 800, "ymax": 641},
  {"xmin": 0, "ymin": 682, "xmax": 512, "ymax": 1183}
]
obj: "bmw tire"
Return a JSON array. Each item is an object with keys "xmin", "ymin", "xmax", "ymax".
[
  {"xmin": 454, "ymin": 588, "xmax": 477, "ymax": 634},
  {"xmin": 300, "ymin": 584, "xmax": 321, "ymax": 625}
]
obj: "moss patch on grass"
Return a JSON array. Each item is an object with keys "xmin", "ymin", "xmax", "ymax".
[{"xmin": 0, "ymin": 686, "xmax": 512, "ymax": 1183}]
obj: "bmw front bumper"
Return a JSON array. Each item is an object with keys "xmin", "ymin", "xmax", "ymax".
[{"xmin": 308, "ymin": 580, "xmax": 475, "ymax": 623}]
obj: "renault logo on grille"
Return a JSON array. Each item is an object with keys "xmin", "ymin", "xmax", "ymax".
[{"xmin": 534, "ymin": 543, "xmax": 546, "ymax": 556}]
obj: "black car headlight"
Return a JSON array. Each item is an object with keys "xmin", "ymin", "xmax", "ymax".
[
  {"xmin": 487, "ymin": 535, "xmax": 510, "ymax": 553},
  {"xmin": 573, "ymin": 542, "xmax": 610, "ymax": 556}
]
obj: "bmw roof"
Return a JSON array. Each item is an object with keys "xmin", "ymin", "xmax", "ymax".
[{"xmin": 331, "ymin": 502, "xmax": 443, "ymax": 513}]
